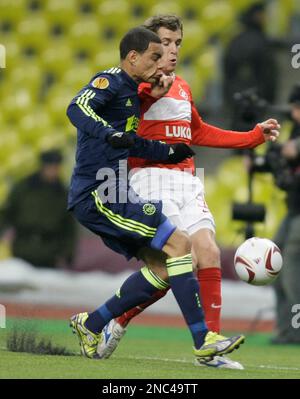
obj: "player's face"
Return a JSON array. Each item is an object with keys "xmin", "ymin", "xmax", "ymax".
[
  {"xmin": 134, "ymin": 42, "xmax": 164, "ymax": 83},
  {"xmin": 156, "ymin": 27, "xmax": 182, "ymax": 74}
]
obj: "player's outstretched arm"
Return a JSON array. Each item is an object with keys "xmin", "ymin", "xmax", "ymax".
[
  {"xmin": 129, "ymin": 134, "xmax": 195, "ymax": 163},
  {"xmin": 191, "ymin": 105, "xmax": 280, "ymax": 149},
  {"xmin": 106, "ymin": 131, "xmax": 195, "ymax": 163}
]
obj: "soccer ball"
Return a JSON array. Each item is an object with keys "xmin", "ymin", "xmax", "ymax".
[{"xmin": 234, "ymin": 237, "xmax": 283, "ymax": 286}]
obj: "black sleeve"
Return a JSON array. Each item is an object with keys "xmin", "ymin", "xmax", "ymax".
[
  {"xmin": 128, "ymin": 133, "xmax": 170, "ymax": 161},
  {"xmin": 66, "ymin": 74, "xmax": 119, "ymax": 141}
]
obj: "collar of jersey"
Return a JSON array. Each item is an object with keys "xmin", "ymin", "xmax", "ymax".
[{"xmin": 120, "ymin": 69, "xmax": 139, "ymax": 89}]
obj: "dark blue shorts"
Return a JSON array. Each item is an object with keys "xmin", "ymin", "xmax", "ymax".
[{"xmin": 72, "ymin": 190, "xmax": 176, "ymax": 260}]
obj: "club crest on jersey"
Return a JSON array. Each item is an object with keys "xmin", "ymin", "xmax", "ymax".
[
  {"xmin": 92, "ymin": 77, "xmax": 109, "ymax": 89},
  {"xmin": 165, "ymin": 125, "xmax": 191, "ymax": 139},
  {"xmin": 143, "ymin": 203, "xmax": 156, "ymax": 216},
  {"xmin": 178, "ymin": 85, "xmax": 189, "ymax": 100}
]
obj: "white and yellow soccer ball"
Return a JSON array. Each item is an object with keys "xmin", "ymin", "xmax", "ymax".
[{"xmin": 234, "ymin": 237, "xmax": 283, "ymax": 286}]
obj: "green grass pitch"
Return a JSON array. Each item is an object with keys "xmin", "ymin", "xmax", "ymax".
[{"xmin": 0, "ymin": 317, "xmax": 299, "ymax": 379}]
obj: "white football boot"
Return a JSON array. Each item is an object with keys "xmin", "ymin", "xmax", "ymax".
[
  {"xmin": 195, "ymin": 355, "xmax": 244, "ymax": 369},
  {"xmin": 97, "ymin": 319, "xmax": 126, "ymax": 359}
]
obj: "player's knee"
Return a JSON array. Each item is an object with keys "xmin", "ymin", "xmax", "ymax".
[{"xmin": 138, "ymin": 248, "xmax": 169, "ymax": 280}]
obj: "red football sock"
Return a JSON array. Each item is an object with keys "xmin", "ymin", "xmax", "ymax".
[
  {"xmin": 197, "ymin": 267, "xmax": 222, "ymax": 333},
  {"xmin": 117, "ymin": 288, "xmax": 170, "ymax": 328}
]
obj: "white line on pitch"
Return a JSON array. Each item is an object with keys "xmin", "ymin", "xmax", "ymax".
[
  {"xmin": 256, "ymin": 364, "xmax": 300, "ymax": 371},
  {"xmin": 124, "ymin": 355, "xmax": 300, "ymax": 371}
]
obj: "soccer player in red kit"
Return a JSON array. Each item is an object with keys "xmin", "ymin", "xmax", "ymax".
[{"xmin": 98, "ymin": 15, "xmax": 280, "ymax": 368}]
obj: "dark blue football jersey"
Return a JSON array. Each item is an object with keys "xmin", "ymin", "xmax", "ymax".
[{"xmin": 67, "ymin": 67, "xmax": 170, "ymax": 209}]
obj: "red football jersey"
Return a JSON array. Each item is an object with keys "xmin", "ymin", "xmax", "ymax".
[{"xmin": 129, "ymin": 75, "xmax": 265, "ymax": 174}]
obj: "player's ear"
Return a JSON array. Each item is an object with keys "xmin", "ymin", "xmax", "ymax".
[{"xmin": 127, "ymin": 50, "xmax": 139, "ymax": 66}]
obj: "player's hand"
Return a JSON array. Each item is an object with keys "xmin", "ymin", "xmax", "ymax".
[
  {"xmin": 151, "ymin": 73, "xmax": 175, "ymax": 98},
  {"xmin": 257, "ymin": 118, "xmax": 281, "ymax": 142},
  {"xmin": 167, "ymin": 143, "xmax": 195, "ymax": 163},
  {"xmin": 106, "ymin": 132, "xmax": 135, "ymax": 149}
]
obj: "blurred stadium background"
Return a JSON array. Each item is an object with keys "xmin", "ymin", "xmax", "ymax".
[{"xmin": 0, "ymin": 0, "xmax": 300, "ymax": 329}]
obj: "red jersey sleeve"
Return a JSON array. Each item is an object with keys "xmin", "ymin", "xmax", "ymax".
[
  {"xmin": 138, "ymin": 83, "xmax": 154, "ymax": 100},
  {"xmin": 191, "ymin": 103, "xmax": 265, "ymax": 149}
]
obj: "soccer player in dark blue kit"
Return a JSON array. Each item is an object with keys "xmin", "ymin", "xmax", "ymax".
[{"xmin": 67, "ymin": 26, "xmax": 244, "ymax": 361}]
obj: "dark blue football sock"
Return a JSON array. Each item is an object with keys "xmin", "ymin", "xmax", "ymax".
[
  {"xmin": 85, "ymin": 267, "xmax": 169, "ymax": 334},
  {"xmin": 166, "ymin": 254, "xmax": 208, "ymax": 349}
]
